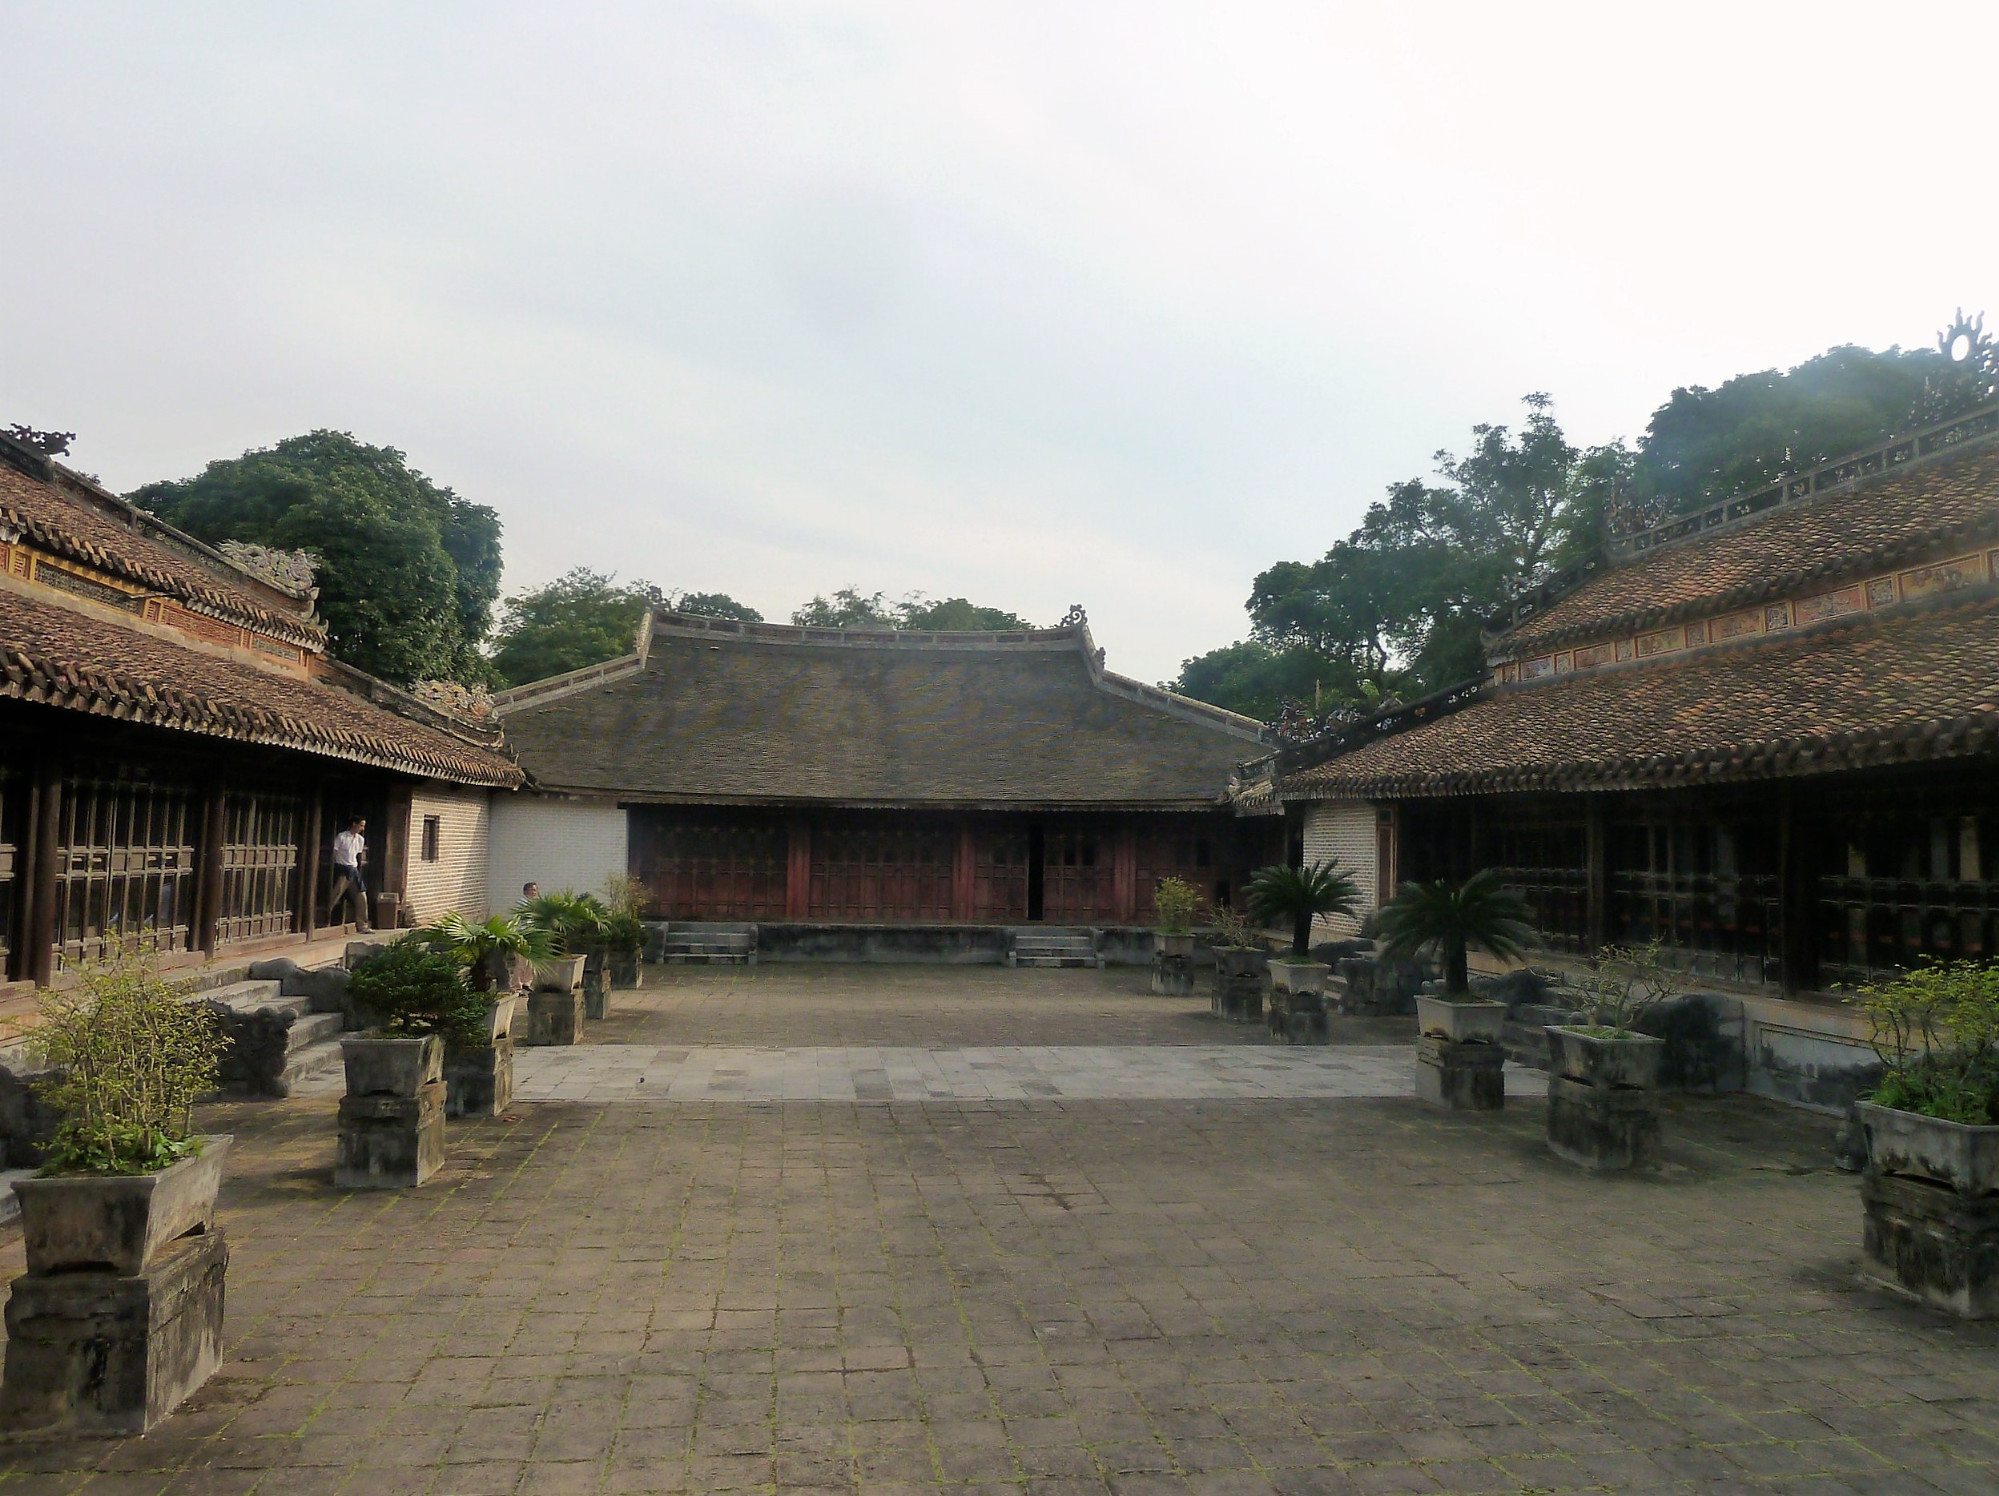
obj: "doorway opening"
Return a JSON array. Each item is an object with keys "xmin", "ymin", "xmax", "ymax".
[{"xmin": 1026, "ymin": 826, "xmax": 1045, "ymax": 921}]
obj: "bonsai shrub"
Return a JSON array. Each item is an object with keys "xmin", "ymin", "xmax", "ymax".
[
  {"xmin": 1208, "ymin": 904, "xmax": 1263, "ymax": 949},
  {"xmin": 1854, "ymin": 961, "xmax": 1999, "ymax": 1124},
  {"xmin": 348, "ymin": 938, "xmax": 488, "ymax": 1049},
  {"xmin": 417, "ymin": 912, "xmax": 555, "ymax": 993},
  {"xmin": 1246, "ymin": 861, "xmax": 1362, "ymax": 957},
  {"xmin": 1377, "ymin": 869, "xmax": 1535, "ymax": 994},
  {"xmin": 1153, "ymin": 877, "xmax": 1199, "ymax": 935},
  {"xmin": 1571, "ymin": 941, "xmax": 1678, "ymax": 1036},
  {"xmin": 31, "ymin": 958, "xmax": 223, "ymax": 1176}
]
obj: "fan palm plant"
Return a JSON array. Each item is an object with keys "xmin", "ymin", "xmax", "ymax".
[
  {"xmin": 515, "ymin": 891, "xmax": 609, "ymax": 954},
  {"xmin": 1245, "ymin": 861, "xmax": 1363, "ymax": 958},
  {"xmin": 1376, "ymin": 869, "xmax": 1536, "ymax": 995},
  {"xmin": 417, "ymin": 912, "xmax": 557, "ymax": 992}
]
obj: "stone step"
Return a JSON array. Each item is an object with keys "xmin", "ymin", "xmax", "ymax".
[
  {"xmin": 288, "ymin": 1010, "xmax": 346, "ymax": 1052},
  {"xmin": 1015, "ymin": 938, "xmax": 1094, "ymax": 951},
  {"xmin": 277, "ymin": 1038, "xmax": 348, "ymax": 1098},
  {"xmin": 198, "ymin": 979, "xmax": 293, "ymax": 1013},
  {"xmin": 1014, "ymin": 954, "xmax": 1096, "ymax": 968},
  {"xmin": 661, "ymin": 951, "xmax": 751, "ymax": 965}
]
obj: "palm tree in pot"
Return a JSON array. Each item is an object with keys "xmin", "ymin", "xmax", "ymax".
[
  {"xmin": 1246, "ymin": 862, "xmax": 1363, "ymax": 959},
  {"xmin": 1377, "ymin": 869, "xmax": 1535, "ymax": 996}
]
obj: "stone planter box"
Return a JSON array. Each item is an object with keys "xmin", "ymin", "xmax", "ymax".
[
  {"xmin": 526, "ymin": 989, "xmax": 586, "ymax": 1047},
  {"xmin": 1150, "ymin": 953, "xmax": 1194, "ymax": 996},
  {"xmin": 1156, "ymin": 933, "xmax": 1197, "ymax": 960},
  {"xmin": 482, "ymin": 994, "xmax": 518, "ymax": 1046},
  {"xmin": 1416, "ymin": 996, "xmax": 1508, "ymax": 1045},
  {"xmin": 1269, "ymin": 959, "xmax": 1329, "ymax": 996},
  {"xmin": 1415, "ymin": 1035, "xmax": 1505, "ymax": 1111},
  {"xmin": 534, "ymin": 954, "xmax": 587, "ymax": 994},
  {"xmin": 1267, "ymin": 987, "xmax": 1329, "ymax": 1045},
  {"xmin": 341, "ymin": 1035, "xmax": 444, "ymax": 1098},
  {"xmin": 1857, "ymin": 1102, "xmax": 1999, "ymax": 1196},
  {"xmin": 336, "ymin": 1085, "xmax": 446, "ymax": 1189},
  {"xmin": 608, "ymin": 950, "xmax": 644, "ymax": 989},
  {"xmin": 1210, "ymin": 948, "xmax": 1266, "ymax": 1023},
  {"xmin": 1548, "ymin": 1076, "xmax": 1662, "ymax": 1171},
  {"xmin": 1545, "ymin": 1027, "xmax": 1663, "ymax": 1089},
  {"xmin": 0, "ymin": 1229, "xmax": 228, "ymax": 1436},
  {"xmin": 13, "ymin": 1136, "xmax": 232, "ymax": 1278},
  {"xmin": 444, "ymin": 1037, "xmax": 514, "ymax": 1118}
]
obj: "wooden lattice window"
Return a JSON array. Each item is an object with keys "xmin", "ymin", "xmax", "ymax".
[
  {"xmin": 633, "ymin": 819, "xmax": 788, "ymax": 920},
  {"xmin": 1042, "ymin": 828, "xmax": 1117, "ymax": 922},
  {"xmin": 1608, "ymin": 818, "xmax": 1780, "ymax": 985},
  {"xmin": 974, "ymin": 831, "xmax": 1029, "ymax": 921},
  {"xmin": 1489, "ymin": 820, "xmax": 1589, "ymax": 955},
  {"xmin": 1817, "ymin": 812, "xmax": 1998, "ymax": 988},
  {"xmin": 53, "ymin": 776, "xmax": 196, "ymax": 968},
  {"xmin": 810, "ymin": 821, "xmax": 953, "ymax": 921},
  {"xmin": 216, "ymin": 792, "xmax": 302, "ymax": 946}
]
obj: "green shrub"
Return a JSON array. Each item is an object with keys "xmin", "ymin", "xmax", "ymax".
[
  {"xmin": 601, "ymin": 908, "xmax": 646, "ymax": 960},
  {"xmin": 1570, "ymin": 940, "xmax": 1678, "ymax": 1036},
  {"xmin": 1207, "ymin": 903, "xmax": 1263, "ymax": 950},
  {"xmin": 349, "ymin": 938, "xmax": 488, "ymax": 1049},
  {"xmin": 1153, "ymin": 878, "xmax": 1199, "ymax": 935},
  {"xmin": 1246, "ymin": 861, "xmax": 1362, "ymax": 957},
  {"xmin": 1855, "ymin": 961, "xmax": 1999, "ymax": 1124},
  {"xmin": 32, "ymin": 958, "xmax": 223, "ymax": 1176},
  {"xmin": 517, "ymin": 890, "xmax": 609, "ymax": 952}
]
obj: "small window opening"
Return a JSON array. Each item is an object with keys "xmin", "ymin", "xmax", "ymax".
[{"xmin": 421, "ymin": 816, "xmax": 441, "ymax": 863}]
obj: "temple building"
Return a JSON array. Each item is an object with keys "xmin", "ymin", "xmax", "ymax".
[
  {"xmin": 0, "ymin": 430, "xmax": 522, "ymax": 1000},
  {"xmin": 491, "ymin": 608, "xmax": 1276, "ymax": 931},
  {"xmin": 1243, "ymin": 400, "xmax": 1999, "ymax": 1097}
]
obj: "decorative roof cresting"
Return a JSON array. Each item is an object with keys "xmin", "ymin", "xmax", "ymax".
[{"xmin": 218, "ymin": 541, "xmax": 317, "ymax": 597}]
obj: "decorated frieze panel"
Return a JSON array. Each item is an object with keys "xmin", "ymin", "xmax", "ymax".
[{"xmin": 1496, "ymin": 546, "xmax": 1998, "ymax": 688}]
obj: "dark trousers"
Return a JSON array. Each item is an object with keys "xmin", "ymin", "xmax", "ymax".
[{"xmin": 329, "ymin": 866, "xmax": 371, "ymax": 931}]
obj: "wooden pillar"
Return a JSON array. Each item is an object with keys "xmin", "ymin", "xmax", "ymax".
[
  {"xmin": 1585, "ymin": 796, "xmax": 1608, "ymax": 953},
  {"xmin": 785, "ymin": 818, "xmax": 812, "ymax": 919},
  {"xmin": 1112, "ymin": 825, "xmax": 1137, "ymax": 924},
  {"xmin": 381, "ymin": 785, "xmax": 414, "ymax": 926},
  {"xmin": 299, "ymin": 789, "xmax": 323, "ymax": 940},
  {"xmin": 951, "ymin": 822, "xmax": 975, "ymax": 922},
  {"xmin": 195, "ymin": 785, "xmax": 227, "ymax": 957},
  {"xmin": 24, "ymin": 763, "xmax": 61, "ymax": 988},
  {"xmin": 1777, "ymin": 783, "xmax": 1814, "ymax": 994}
]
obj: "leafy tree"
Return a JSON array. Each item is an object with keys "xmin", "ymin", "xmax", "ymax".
[
  {"xmin": 486, "ymin": 570, "xmax": 764, "ymax": 687},
  {"xmin": 1165, "ymin": 641, "xmax": 1360, "ymax": 724},
  {"xmin": 1246, "ymin": 861, "xmax": 1363, "ymax": 957},
  {"xmin": 1376, "ymin": 869, "xmax": 1537, "ymax": 995},
  {"xmin": 130, "ymin": 431, "xmax": 501, "ymax": 685},
  {"xmin": 791, "ymin": 588, "xmax": 1035, "ymax": 631}
]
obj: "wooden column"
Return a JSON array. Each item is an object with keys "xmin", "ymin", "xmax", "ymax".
[
  {"xmin": 1112, "ymin": 826, "xmax": 1137, "ymax": 924},
  {"xmin": 951, "ymin": 822, "xmax": 975, "ymax": 922},
  {"xmin": 299, "ymin": 790, "xmax": 323, "ymax": 940},
  {"xmin": 1585, "ymin": 796, "xmax": 1608, "ymax": 952},
  {"xmin": 24, "ymin": 763, "xmax": 61, "ymax": 988},
  {"xmin": 381, "ymin": 786, "xmax": 414, "ymax": 927},
  {"xmin": 785, "ymin": 819, "xmax": 812, "ymax": 919},
  {"xmin": 1777, "ymin": 783, "xmax": 1815, "ymax": 994},
  {"xmin": 195, "ymin": 785, "xmax": 227, "ymax": 956}
]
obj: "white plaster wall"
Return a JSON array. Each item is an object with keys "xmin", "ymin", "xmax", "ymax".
[
  {"xmin": 404, "ymin": 785, "xmax": 491, "ymax": 923},
  {"xmin": 1302, "ymin": 801, "xmax": 1379, "ymax": 940},
  {"xmin": 487, "ymin": 795, "xmax": 628, "ymax": 913}
]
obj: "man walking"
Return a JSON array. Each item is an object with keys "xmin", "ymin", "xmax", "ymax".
[{"xmin": 329, "ymin": 817, "xmax": 372, "ymax": 932}]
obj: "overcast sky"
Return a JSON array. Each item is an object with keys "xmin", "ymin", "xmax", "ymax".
[{"xmin": 4, "ymin": 3, "xmax": 1995, "ymax": 683}]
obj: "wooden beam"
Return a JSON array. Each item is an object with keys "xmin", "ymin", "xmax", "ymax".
[
  {"xmin": 24, "ymin": 763, "xmax": 60, "ymax": 988},
  {"xmin": 1112, "ymin": 825, "xmax": 1137, "ymax": 924},
  {"xmin": 299, "ymin": 789, "xmax": 323, "ymax": 940},
  {"xmin": 195, "ymin": 785, "xmax": 226, "ymax": 956}
]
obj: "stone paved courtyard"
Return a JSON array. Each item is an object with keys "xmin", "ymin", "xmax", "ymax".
[{"xmin": 1, "ymin": 966, "xmax": 1996, "ymax": 1495}]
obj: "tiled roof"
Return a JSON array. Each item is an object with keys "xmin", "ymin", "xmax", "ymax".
[
  {"xmin": 1286, "ymin": 592, "xmax": 1999, "ymax": 799},
  {"xmin": 1497, "ymin": 440, "xmax": 1999, "ymax": 659},
  {"xmin": 0, "ymin": 450, "xmax": 326, "ymax": 649},
  {"xmin": 500, "ymin": 612, "xmax": 1262, "ymax": 806},
  {"xmin": 0, "ymin": 585, "xmax": 522, "ymax": 786}
]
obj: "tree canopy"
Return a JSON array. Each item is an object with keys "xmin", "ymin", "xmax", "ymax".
[
  {"xmin": 790, "ymin": 588, "xmax": 1035, "ymax": 631},
  {"xmin": 131, "ymin": 431, "xmax": 502, "ymax": 686},
  {"xmin": 485, "ymin": 569, "xmax": 762, "ymax": 687},
  {"xmin": 1171, "ymin": 326, "xmax": 1996, "ymax": 725}
]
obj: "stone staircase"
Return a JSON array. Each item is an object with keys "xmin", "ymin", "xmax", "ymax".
[
  {"xmin": 657, "ymin": 923, "xmax": 757, "ymax": 966},
  {"xmin": 197, "ymin": 977, "xmax": 351, "ymax": 1098},
  {"xmin": 1009, "ymin": 929, "xmax": 1100, "ymax": 969}
]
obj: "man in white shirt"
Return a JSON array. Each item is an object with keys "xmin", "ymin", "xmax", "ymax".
[{"xmin": 329, "ymin": 817, "xmax": 372, "ymax": 932}]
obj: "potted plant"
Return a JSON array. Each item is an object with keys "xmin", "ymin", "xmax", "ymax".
[
  {"xmin": 1, "ymin": 957, "xmax": 230, "ymax": 1434},
  {"xmin": 601, "ymin": 877, "xmax": 650, "ymax": 989},
  {"xmin": 1541, "ymin": 941, "xmax": 1675, "ymax": 1169},
  {"xmin": 415, "ymin": 913, "xmax": 553, "ymax": 1116},
  {"xmin": 522, "ymin": 890, "xmax": 614, "ymax": 1017},
  {"xmin": 1206, "ymin": 904, "xmax": 1269, "ymax": 1022},
  {"xmin": 1153, "ymin": 877, "xmax": 1199, "ymax": 959},
  {"xmin": 1850, "ymin": 961, "xmax": 1999, "ymax": 1316},
  {"xmin": 338, "ymin": 939, "xmax": 481, "ymax": 1186},
  {"xmin": 1378, "ymin": 869, "xmax": 1533, "ymax": 1042},
  {"xmin": 1247, "ymin": 861, "xmax": 1361, "ymax": 997}
]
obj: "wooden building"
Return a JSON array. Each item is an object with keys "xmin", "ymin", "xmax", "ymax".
[
  {"xmin": 1251, "ymin": 401, "xmax": 1999, "ymax": 1017},
  {"xmin": 0, "ymin": 431, "xmax": 523, "ymax": 995},
  {"xmin": 494, "ymin": 608, "xmax": 1275, "ymax": 925}
]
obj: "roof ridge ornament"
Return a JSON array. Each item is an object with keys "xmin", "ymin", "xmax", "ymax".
[
  {"xmin": 1060, "ymin": 603, "xmax": 1087, "ymax": 628},
  {"xmin": 218, "ymin": 540, "xmax": 317, "ymax": 597}
]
